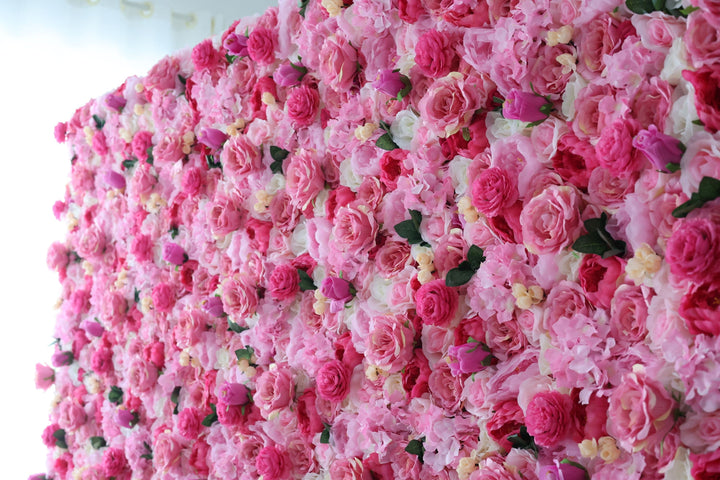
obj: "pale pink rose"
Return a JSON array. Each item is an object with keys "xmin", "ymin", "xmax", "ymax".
[
  {"xmin": 254, "ymin": 366, "xmax": 294, "ymax": 415},
  {"xmin": 222, "ymin": 277, "xmax": 258, "ymax": 320},
  {"xmin": 428, "ymin": 361, "xmax": 463, "ymax": 412},
  {"xmin": 247, "ymin": 26, "xmax": 277, "ymax": 65},
  {"xmin": 332, "ymin": 205, "xmax": 378, "ymax": 256},
  {"xmin": 316, "ymin": 359, "xmax": 352, "ymax": 402},
  {"xmin": 415, "ymin": 279, "xmax": 459, "ymax": 326},
  {"xmin": 365, "ymin": 315, "xmax": 414, "ymax": 372},
  {"xmin": 267, "ymin": 264, "xmax": 300, "ymax": 301},
  {"xmin": 665, "ymin": 215, "xmax": 720, "ymax": 285},
  {"xmin": 221, "ymin": 136, "xmax": 262, "ymax": 182},
  {"xmin": 680, "ymin": 132, "xmax": 720, "ymax": 196},
  {"xmin": 319, "ymin": 34, "xmax": 357, "ymax": 91},
  {"xmin": 208, "ymin": 197, "xmax": 244, "ymax": 237},
  {"xmin": 374, "ymin": 241, "xmax": 411, "ymax": 277},
  {"xmin": 415, "ymin": 29, "xmax": 457, "ymax": 78},
  {"xmin": 685, "ymin": 13, "xmax": 720, "ymax": 68},
  {"xmin": 285, "ymin": 149, "xmax": 325, "ymax": 211},
  {"xmin": 573, "ymin": 83, "xmax": 615, "ymax": 139},
  {"xmin": 76, "ymin": 224, "xmax": 105, "ymax": 259},
  {"xmin": 680, "ymin": 409, "xmax": 720, "ymax": 453},
  {"xmin": 632, "ymin": 12, "xmax": 686, "ymax": 52},
  {"xmin": 57, "ymin": 399, "xmax": 87, "ymax": 431},
  {"xmin": 286, "ymin": 84, "xmax": 320, "ymax": 127},
  {"xmin": 596, "ymin": 117, "xmax": 642, "ymax": 177},
  {"xmin": 608, "ymin": 367, "xmax": 675, "ymax": 451},
  {"xmin": 527, "ymin": 43, "xmax": 575, "ymax": 97},
  {"xmin": 35, "ymin": 364, "xmax": 54, "ymax": 390},
  {"xmin": 46, "ymin": 242, "xmax": 69, "ymax": 271},
  {"xmin": 129, "ymin": 164, "xmax": 157, "ymax": 197},
  {"xmin": 520, "ymin": 186, "xmax": 582, "ymax": 255},
  {"xmin": 587, "ymin": 166, "xmax": 635, "ymax": 209},
  {"xmin": 153, "ymin": 134, "xmax": 184, "ymax": 164},
  {"xmin": 151, "ymin": 282, "xmax": 175, "ymax": 313},
  {"xmin": 256, "ymin": 445, "xmax": 288, "ymax": 480},
  {"xmin": 610, "ymin": 284, "xmax": 649, "ymax": 343},
  {"xmin": 471, "ymin": 167, "xmax": 518, "ymax": 217},
  {"xmin": 418, "ymin": 73, "xmax": 483, "ymax": 137},
  {"xmin": 629, "ymin": 78, "xmax": 673, "ymax": 130},
  {"xmin": 154, "ymin": 432, "xmax": 182, "ymax": 471},
  {"xmin": 126, "ymin": 358, "xmax": 158, "ymax": 393},
  {"xmin": 577, "ymin": 13, "xmax": 623, "ymax": 74},
  {"xmin": 524, "ymin": 391, "xmax": 572, "ymax": 447}
]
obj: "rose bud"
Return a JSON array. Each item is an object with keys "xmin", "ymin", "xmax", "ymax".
[
  {"xmin": 218, "ymin": 382, "xmax": 250, "ymax": 406},
  {"xmin": 503, "ymin": 89, "xmax": 553, "ymax": 123},
  {"xmin": 632, "ymin": 124, "xmax": 683, "ymax": 172},
  {"xmin": 51, "ymin": 351, "xmax": 74, "ymax": 367},
  {"xmin": 105, "ymin": 94, "xmax": 127, "ymax": 112},
  {"xmin": 373, "ymin": 69, "xmax": 408, "ymax": 97},
  {"xmin": 274, "ymin": 62, "xmax": 306, "ymax": 87},
  {"xmin": 162, "ymin": 242, "xmax": 187, "ymax": 265},
  {"xmin": 224, "ymin": 32, "xmax": 249, "ymax": 57},
  {"xmin": 198, "ymin": 128, "xmax": 228, "ymax": 151},
  {"xmin": 104, "ymin": 171, "xmax": 126, "ymax": 189},
  {"xmin": 203, "ymin": 296, "xmax": 225, "ymax": 317},
  {"xmin": 538, "ymin": 461, "xmax": 588, "ymax": 480},
  {"xmin": 447, "ymin": 341, "xmax": 492, "ymax": 376},
  {"xmin": 35, "ymin": 364, "xmax": 55, "ymax": 390},
  {"xmin": 80, "ymin": 319, "xmax": 105, "ymax": 337},
  {"xmin": 115, "ymin": 409, "xmax": 137, "ymax": 428},
  {"xmin": 320, "ymin": 276, "xmax": 354, "ymax": 313}
]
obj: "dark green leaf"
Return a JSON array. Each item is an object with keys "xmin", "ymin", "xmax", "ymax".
[
  {"xmin": 134, "ymin": 288, "xmax": 140, "ymax": 303},
  {"xmin": 202, "ymin": 404, "xmax": 218, "ymax": 427},
  {"xmin": 270, "ymin": 146, "xmax": 290, "ymax": 162},
  {"xmin": 298, "ymin": 0, "xmax": 309, "ymax": 17},
  {"xmin": 693, "ymin": 119, "xmax": 705, "ymax": 126},
  {"xmin": 122, "ymin": 159, "xmax": 137, "ymax": 170},
  {"xmin": 698, "ymin": 176, "xmax": 720, "ymax": 201},
  {"xmin": 625, "ymin": 0, "xmax": 655, "ymax": 14},
  {"xmin": 235, "ymin": 346, "xmax": 255, "ymax": 362},
  {"xmin": 90, "ymin": 436, "xmax": 107, "ymax": 449},
  {"xmin": 379, "ymin": 121, "xmax": 391, "ymax": 132},
  {"xmin": 92, "ymin": 114, "xmax": 105, "ymax": 130},
  {"xmin": 171, "ymin": 386, "xmax": 181, "ymax": 415},
  {"xmin": 169, "ymin": 225, "xmax": 179, "ymax": 239},
  {"xmin": 467, "ymin": 245, "xmax": 486, "ymax": 270},
  {"xmin": 146, "ymin": 147, "xmax": 154, "ymax": 165},
  {"xmin": 446, "ymin": 267, "xmax": 475, "ymax": 287},
  {"xmin": 54, "ymin": 429, "xmax": 68, "ymax": 449},
  {"xmin": 376, "ymin": 133, "xmax": 399, "ymax": 151},
  {"xmin": 507, "ymin": 426, "xmax": 538, "ymax": 456},
  {"xmin": 320, "ymin": 423, "xmax": 331, "ymax": 444},
  {"xmin": 526, "ymin": 118, "xmax": 547, "ymax": 128},
  {"xmin": 679, "ymin": 5, "xmax": 700, "ymax": 15},
  {"xmin": 409, "ymin": 209, "xmax": 422, "ymax": 229},
  {"xmin": 665, "ymin": 162, "xmax": 681, "ymax": 173},
  {"xmin": 298, "ymin": 269, "xmax": 316, "ymax": 291},
  {"xmin": 672, "ymin": 196, "xmax": 704, "ymax": 218},
  {"xmin": 492, "ymin": 96, "xmax": 504, "ymax": 104},
  {"xmin": 397, "ymin": 75, "xmax": 412, "ymax": 101},
  {"xmin": 405, "ymin": 438, "xmax": 425, "ymax": 463},
  {"xmin": 270, "ymin": 160, "xmax": 284, "ymax": 174},
  {"xmin": 394, "ymin": 220, "xmax": 424, "ymax": 245},
  {"xmin": 225, "ymin": 54, "xmax": 237, "ymax": 64},
  {"xmin": 228, "ymin": 321, "xmax": 248, "ymax": 334},
  {"xmin": 108, "ymin": 386, "xmax": 123, "ymax": 405},
  {"xmin": 572, "ymin": 232, "xmax": 609, "ymax": 256},
  {"xmin": 206, "ymin": 154, "xmax": 221, "ymax": 169},
  {"xmin": 651, "ymin": 0, "xmax": 664, "ymax": 11},
  {"xmin": 560, "ymin": 459, "xmax": 590, "ymax": 480},
  {"xmin": 178, "ymin": 74, "xmax": 186, "ymax": 85},
  {"xmin": 462, "ymin": 127, "xmax": 471, "ymax": 142}
]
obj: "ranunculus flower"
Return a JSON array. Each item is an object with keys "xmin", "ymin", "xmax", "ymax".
[
  {"xmin": 35, "ymin": 364, "xmax": 55, "ymax": 390},
  {"xmin": 525, "ymin": 391, "xmax": 573, "ymax": 447},
  {"xmin": 321, "ymin": 276, "xmax": 354, "ymax": 313},
  {"xmin": 538, "ymin": 461, "xmax": 588, "ymax": 480},
  {"xmin": 268, "ymin": 264, "xmax": 300, "ymax": 300},
  {"xmin": 373, "ymin": 69, "xmax": 407, "ymax": 97},
  {"xmin": 415, "ymin": 29, "xmax": 456, "ymax": 78},
  {"xmin": 224, "ymin": 32, "xmax": 248, "ymax": 56},
  {"xmin": 191, "ymin": 38, "xmax": 222, "ymax": 72},
  {"xmin": 447, "ymin": 341, "xmax": 492, "ymax": 376},
  {"xmin": 503, "ymin": 90, "xmax": 552, "ymax": 123},
  {"xmin": 679, "ymin": 283, "xmax": 720, "ymax": 336},
  {"xmin": 316, "ymin": 359, "xmax": 352, "ymax": 402},
  {"xmin": 633, "ymin": 125, "xmax": 683, "ymax": 172},
  {"xmin": 198, "ymin": 128, "xmax": 228, "ymax": 151},
  {"xmin": 219, "ymin": 382, "xmax": 250, "ymax": 406},
  {"xmin": 152, "ymin": 282, "xmax": 175, "ymax": 313},
  {"xmin": 415, "ymin": 279, "xmax": 459, "ymax": 326},
  {"xmin": 162, "ymin": 242, "xmax": 187, "ymax": 265}
]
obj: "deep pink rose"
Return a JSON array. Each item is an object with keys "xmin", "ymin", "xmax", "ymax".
[
  {"xmin": 447, "ymin": 341, "xmax": 492, "ymax": 376},
  {"xmin": 105, "ymin": 93, "xmax": 126, "ymax": 111},
  {"xmin": 379, "ymin": 149, "xmax": 409, "ymax": 191},
  {"xmin": 633, "ymin": 125, "xmax": 683, "ymax": 172},
  {"xmin": 286, "ymin": 84, "xmax": 320, "ymax": 127},
  {"xmin": 520, "ymin": 186, "xmax": 582, "ymax": 255},
  {"xmin": 268, "ymin": 264, "xmax": 300, "ymax": 301},
  {"xmin": 256, "ymin": 445, "xmax": 288, "ymax": 480},
  {"xmin": 104, "ymin": 170, "xmax": 126, "ymax": 189},
  {"xmin": 682, "ymin": 67, "xmax": 720, "ymax": 133},
  {"xmin": 486, "ymin": 401, "xmax": 525, "ymax": 452},
  {"xmin": 115, "ymin": 408, "xmax": 136, "ymax": 428},
  {"xmin": 415, "ymin": 29, "xmax": 456, "ymax": 78},
  {"xmin": 666, "ymin": 216, "xmax": 720, "ymax": 285},
  {"xmin": 218, "ymin": 382, "xmax": 250, "ymax": 406},
  {"xmin": 319, "ymin": 34, "xmax": 357, "ymax": 91},
  {"xmin": 321, "ymin": 276, "xmax": 354, "ymax": 313},
  {"xmin": 130, "ymin": 234, "xmax": 153, "ymax": 263},
  {"xmin": 503, "ymin": 90, "xmax": 552, "ymax": 123},
  {"xmin": 538, "ymin": 461, "xmax": 587, "ymax": 480},
  {"xmin": 191, "ymin": 38, "xmax": 222, "ymax": 72},
  {"xmin": 296, "ymin": 389, "xmax": 324, "ymax": 439},
  {"xmin": 247, "ymin": 27, "xmax": 277, "ymax": 65},
  {"xmin": 402, "ymin": 348, "xmax": 431, "ymax": 399},
  {"xmin": 415, "ymin": 279, "xmax": 458, "ymax": 326},
  {"xmin": 690, "ymin": 448, "xmax": 720, "ymax": 480},
  {"xmin": 285, "ymin": 149, "xmax": 325, "ymax": 211},
  {"xmin": 552, "ymin": 132, "xmax": 598, "ymax": 190},
  {"xmin": 578, "ymin": 254, "xmax": 624, "ymax": 310},
  {"xmin": 471, "ymin": 167, "xmax": 518, "ymax": 217},
  {"xmin": 181, "ymin": 166, "xmax": 204, "ymax": 196},
  {"xmin": 151, "ymin": 283, "xmax": 175, "ymax": 313},
  {"xmin": 102, "ymin": 448, "xmax": 128, "ymax": 477},
  {"xmin": 162, "ymin": 242, "xmax": 187, "ymax": 265},
  {"xmin": 90, "ymin": 346, "xmax": 113, "ymax": 374},
  {"xmin": 679, "ymin": 283, "xmax": 720, "ymax": 336},
  {"xmin": 316, "ymin": 359, "xmax": 351, "ymax": 402},
  {"xmin": 608, "ymin": 367, "xmax": 675, "ymax": 450},
  {"xmin": 203, "ymin": 296, "xmax": 225, "ymax": 317},
  {"xmin": 52, "ymin": 351, "xmax": 73, "ymax": 367},
  {"xmin": 398, "ymin": 0, "xmax": 426, "ymax": 22},
  {"xmin": 177, "ymin": 407, "xmax": 202, "ymax": 439},
  {"xmin": 525, "ymin": 391, "xmax": 573, "ymax": 447},
  {"xmin": 131, "ymin": 130, "xmax": 153, "ymax": 162}
]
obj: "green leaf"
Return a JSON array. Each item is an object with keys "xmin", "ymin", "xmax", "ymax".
[
  {"xmin": 651, "ymin": 0, "xmax": 664, "ymax": 10},
  {"xmin": 270, "ymin": 146, "xmax": 290, "ymax": 162},
  {"xmin": 409, "ymin": 209, "xmax": 422, "ymax": 229},
  {"xmin": 672, "ymin": 196, "xmax": 703, "ymax": 218},
  {"xmin": 397, "ymin": 75, "xmax": 412, "ymax": 101},
  {"xmin": 169, "ymin": 225, "xmax": 179, "ymax": 239},
  {"xmin": 206, "ymin": 154, "xmax": 221, "ymax": 169},
  {"xmin": 228, "ymin": 320, "xmax": 248, "ymax": 334},
  {"xmin": 134, "ymin": 288, "xmax": 140, "ymax": 304},
  {"xmin": 201, "ymin": 404, "xmax": 218, "ymax": 427},
  {"xmin": 108, "ymin": 386, "xmax": 123, "ymax": 405},
  {"xmin": 140, "ymin": 441, "xmax": 153, "ymax": 460},
  {"xmin": 235, "ymin": 346, "xmax": 255, "ymax": 362},
  {"xmin": 507, "ymin": 426, "xmax": 538, "ymax": 456},
  {"xmin": 665, "ymin": 162, "xmax": 681, "ymax": 173},
  {"xmin": 492, "ymin": 96, "xmax": 504, "ymax": 104},
  {"xmin": 625, "ymin": 0, "xmax": 655, "ymax": 14},
  {"xmin": 122, "ymin": 159, "xmax": 137, "ymax": 170},
  {"xmin": 53, "ymin": 429, "xmax": 68, "ymax": 449},
  {"xmin": 462, "ymin": 127, "xmax": 471, "ymax": 142},
  {"xmin": 146, "ymin": 147, "xmax": 154, "ymax": 165},
  {"xmin": 270, "ymin": 160, "xmax": 284, "ymax": 174},
  {"xmin": 467, "ymin": 245, "xmax": 486, "ymax": 270},
  {"xmin": 379, "ymin": 121, "xmax": 392, "ymax": 132},
  {"xmin": 92, "ymin": 114, "xmax": 105, "ymax": 130},
  {"xmin": 693, "ymin": 119, "xmax": 705, "ymax": 126},
  {"xmin": 298, "ymin": 0, "xmax": 309, "ymax": 17},
  {"xmin": 171, "ymin": 386, "xmax": 181, "ymax": 415},
  {"xmin": 178, "ymin": 74, "xmax": 186, "ymax": 86},
  {"xmin": 679, "ymin": 5, "xmax": 700, "ymax": 15},
  {"xmin": 572, "ymin": 232, "xmax": 610, "ymax": 256},
  {"xmin": 376, "ymin": 133, "xmax": 399, "ymax": 151},
  {"xmin": 320, "ymin": 423, "xmax": 331, "ymax": 444},
  {"xmin": 225, "ymin": 53, "xmax": 237, "ymax": 64},
  {"xmin": 572, "ymin": 213, "xmax": 625, "ymax": 258},
  {"xmin": 405, "ymin": 438, "xmax": 425, "ymax": 464},
  {"xmin": 394, "ymin": 220, "xmax": 424, "ymax": 245},
  {"xmin": 298, "ymin": 268, "xmax": 316, "ymax": 291},
  {"xmin": 446, "ymin": 267, "xmax": 475, "ymax": 287},
  {"xmin": 698, "ymin": 176, "xmax": 720, "ymax": 201},
  {"xmin": 90, "ymin": 436, "xmax": 107, "ymax": 449}
]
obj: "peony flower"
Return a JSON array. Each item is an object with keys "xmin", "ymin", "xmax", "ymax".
[
  {"xmin": 320, "ymin": 276, "xmax": 354, "ymax": 313},
  {"xmin": 503, "ymin": 89, "xmax": 553, "ymax": 123},
  {"xmin": 525, "ymin": 391, "xmax": 573, "ymax": 447},
  {"xmin": 447, "ymin": 341, "xmax": 492, "ymax": 376},
  {"xmin": 633, "ymin": 125, "xmax": 683, "ymax": 172},
  {"xmin": 218, "ymin": 382, "xmax": 250, "ymax": 406},
  {"xmin": 198, "ymin": 128, "xmax": 228, "ymax": 151}
]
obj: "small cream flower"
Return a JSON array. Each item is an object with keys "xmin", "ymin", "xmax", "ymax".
[
  {"xmin": 140, "ymin": 296, "xmax": 153, "ymax": 314},
  {"xmin": 119, "ymin": 128, "xmax": 133, "ymax": 143},
  {"xmin": 417, "ymin": 269, "xmax": 434, "ymax": 285},
  {"xmin": 313, "ymin": 289, "xmax": 328, "ymax": 315},
  {"xmin": 354, "ymin": 123, "xmax": 378, "ymax": 142},
  {"xmin": 457, "ymin": 457, "xmax": 478, "ymax": 480},
  {"xmin": 626, "ymin": 243, "xmax": 662, "ymax": 285},
  {"xmin": 85, "ymin": 375, "xmax": 101, "ymax": 395},
  {"xmin": 511, "ymin": 283, "xmax": 544, "ymax": 309},
  {"xmin": 134, "ymin": 82, "xmax": 145, "ymax": 93},
  {"xmin": 547, "ymin": 25, "xmax": 574, "ymax": 46},
  {"xmin": 262, "ymin": 91, "xmax": 276, "ymax": 106},
  {"xmin": 134, "ymin": 104, "xmax": 145, "ymax": 116},
  {"xmin": 254, "ymin": 189, "xmax": 273, "ymax": 213},
  {"xmin": 82, "ymin": 260, "xmax": 94, "ymax": 276},
  {"xmin": 556, "ymin": 53, "xmax": 577, "ymax": 75},
  {"xmin": 145, "ymin": 193, "xmax": 166, "ymax": 213},
  {"xmin": 83, "ymin": 126, "xmax": 95, "ymax": 146},
  {"xmin": 458, "ymin": 196, "xmax": 480, "ymax": 223},
  {"xmin": 115, "ymin": 270, "xmax": 128, "ymax": 289},
  {"xmin": 179, "ymin": 350, "xmax": 191, "ymax": 367},
  {"xmin": 598, "ymin": 436, "xmax": 621, "ymax": 463},
  {"xmin": 321, "ymin": 0, "xmax": 342, "ymax": 17},
  {"xmin": 579, "ymin": 438, "xmax": 599, "ymax": 458}
]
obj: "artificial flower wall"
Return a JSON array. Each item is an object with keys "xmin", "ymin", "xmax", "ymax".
[{"xmin": 36, "ymin": 0, "xmax": 720, "ymax": 479}]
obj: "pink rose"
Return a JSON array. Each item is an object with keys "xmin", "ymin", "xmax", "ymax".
[
  {"xmin": 256, "ymin": 445, "xmax": 288, "ymax": 480},
  {"xmin": 666, "ymin": 215, "xmax": 720, "ymax": 285},
  {"xmin": 524, "ymin": 391, "xmax": 573, "ymax": 447},
  {"xmin": 35, "ymin": 364, "xmax": 54, "ymax": 390},
  {"xmin": 610, "ymin": 284, "xmax": 649, "ymax": 343},
  {"xmin": 285, "ymin": 149, "xmax": 325, "ymax": 211},
  {"xmin": 218, "ymin": 382, "xmax": 250, "ymax": 406},
  {"xmin": 52, "ymin": 351, "xmax": 73, "ymax": 367},
  {"xmin": 682, "ymin": 67, "xmax": 720, "ymax": 133},
  {"xmin": 520, "ymin": 186, "xmax": 582, "ymax": 255},
  {"xmin": 146, "ymin": 55, "xmax": 180, "ymax": 90},
  {"xmin": 286, "ymin": 84, "xmax": 320, "ymax": 127},
  {"xmin": 162, "ymin": 242, "xmax": 187, "ymax": 265},
  {"xmin": 374, "ymin": 241, "xmax": 411, "ymax": 277},
  {"xmin": 578, "ymin": 254, "xmax": 624, "ymax": 310},
  {"xmin": 221, "ymin": 277, "xmax": 258, "ymax": 320},
  {"xmin": 154, "ymin": 432, "xmax": 182, "ymax": 471},
  {"xmin": 365, "ymin": 315, "xmax": 414, "ymax": 372},
  {"xmin": 57, "ymin": 399, "xmax": 87, "ymax": 431},
  {"xmin": 428, "ymin": 361, "xmax": 462, "ymax": 412},
  {"xmin": 127, "ymin": 358, "xmax": 158, "ymax": 393},
  {"xmin": 319, "ymin": 34, "xmax": 357, "ymax": 91},
  {"xmin": 254, "ymin": 366, "xmax": 294, "ymax": 414},
  {"xmin": 690, "ymin": 448, "xmax": 720, "ymax": 480},
  {"xmin": 177, "ymin": 407, "xmax": 202, "ymax": 439},
  {"xmin": 487, "ymin": 402, "xmax": 525, "ymax": 450},
  {"xmin": 274, "ymin": 62, "xmax": 306, "ymax": 87},
  {"xmin": 191, "ymin": 38, "xmax": 222, "ymax": 72},
  {"xmin": 502, "ymin": 90, "xmax": 552, "ymax": 123},
  {"xmin": 316, "ymin": 359, "xmax": 352, "ymax": 402},
  {"xmin": 332, "ymin": 205, "xmax": 378, "ymax": 256},
  {"xmin": 685, "ymin": 13, "xmax": 720, "ymax": 68},
  {"xmin": 415, "ymin": 279, "xmax": 459, "ymax": 326},
  {"xmin": 447, "ymin": 341, "xmax": 492, "ymax": 376},
  {"xmin": 208, "ymin": 197, "xmax": 244, "ymax": 237},
  {"xmin": 552, "ymin": 132, "xmax": 598, "ymax": 190},
  {"xmin": 268, "ymin": 264, "xmax": 300, "ymax": 301},
  {"xmin": 680, "ymin": 409, "xmax": 720, "ymax": 454},
  {"xmin": 90, "ymin": 346, "xmax": 113, "ymax": 374},
  {"xmin": 102, "ymin": 448, "xmax": 128, "ymax": 477},
  {"xmin": 320, "ymin": 276, "xmax": 354, "ymax": 313},
  {"xmin": 151, "ymin": 282, "xmax": 175, "ymax": 313},
  {"xmin": 679, "ymin": 283, "xmax": 720, "ymax": 336},
  {"xmin": 76, "ymin": 224, "xmax": 105, "ymax": 259},
  {"xmin": 471, "ymin": 167, "xmax": 518, "ymax": 218},
  {"xmin": 608, "ymin": 367, "xmax": 675, "ymax": 450},
  {"xmin": 198, "ymin": 128, "xmax": 227, "ymax": 151},
  {"xmin": 633, "ymin": 125, "xmax": 683, "ymax": 172},
  {"xmin": 247, "ymin": 27, "xmax": 277, "ymax": 65},
  {"xmin": 398, "ymin": 0, "xmax": 426, "ymax": 22},
  {"xmin": 224, "ymin": 32, "xmax": 248, "ymax": 56},
  {"xmin": 131, "ymin": 130, "xmax": 153, "ymax": 162},
  {"xmin": 415, "ymin": 29, "xmax": 457, "ymax": 78},
  {"xmin": 418, "ymin": 73, "xmax": 483, "ymax": 137},
  {"xmin": 596, "ymin": 117, "xmax": 642, "ymax": 177},
  {"xmin": 629, "ymin": 78, "xmax": 673, "ymax": 129},
  {"xmin": 538, "ymin": 461, "xmax": 587, "ymax": 480}
]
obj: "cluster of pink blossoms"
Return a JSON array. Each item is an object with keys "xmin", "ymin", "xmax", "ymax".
[{"xmin": 37, "ymin": 0, "xmax": 720, "ymax": 479}]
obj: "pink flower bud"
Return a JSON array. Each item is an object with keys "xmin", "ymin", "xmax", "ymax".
[
  {"xmin": 503, "ymin": 89, "xmax": 552, "ymax": 123},
  {"xmin": 373, "ymin": 70, "xmax": 406, "ymax": 97},
  {"xmin": 320, "ymin": 277, "xmax": 354, "ymax": 313},
  {"xmin": 447, "ymin": 342, "xmax": 492, "ymax": 376},
  {"xmin": 198, "ymin": 128, "xmax": 228, "ymax": 151},
  {"xmin": 224, "ymin": 33, "xmax": 249, "ymax": 57},
  {"xmin": 204, "ymin": 296, "xmax": 225, "ymax": 317},
  {"xmin": 115, "ymin": 409, "xmax": 136, "ymax": 428},
  {"xmin": 105, "ymin": 94, "xmax": 127, "ymax": 112},
  {"xmin": 632, "ymin": 124, "xmax": 683, "ymax": 172},
  {"xmin": 35, "ymin": 364, "xmax": 55, "ymax": 390},
  {"xmin": 104, "ymin": 171, "xmax": 126, "ymax": 189},
  {"xmin": 538, "ymin": 461, "xmax": 587, "ymax": 480},
  {"xmin": 80, "ymin": 320, "xmax": 105, "ymax": 337},
  {"xmin": 218, "ymin": 382, "xmax": 250, "ymax": 406},
  {"xmin": 51, "ymin": 351, "xmax": 73, "ymax": 367},
  {"xmin": 54, "ymin": 122, "xmax": 67, "ymax": 143},
  {"xmin": 274, "ymin": 63, "xmax": 306, "ymax": 87},
  {"xmin": 162, "ymin": 242, "xmax": 187, "ymax": 265}
]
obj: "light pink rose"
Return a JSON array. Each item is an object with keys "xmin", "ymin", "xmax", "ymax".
[
  {"xmin": 577, "ymin": 13, "xmax": 623, "ymax": 74},
  {"xmin": 126, "ymin": 358, "xmax": 158, "ymax": 393},
  {"xmin": 415, "ymin": 279, "xmax": 459, "ymax": 326},
  {"xmin": 365, "ymin": 315, "xmax": 414, "ymax": 372},
  {"xmin": 247, "ymin": 26, "xmax": 277, "ymax": 65},
  {"xmin": 332, "ymin": 205, "xmax": 378, "ymax": 256},
  {"xmin": 428, "ymin": 361, "xmax": 463, "ymax": 412},
  {"xmin": 46, "ymin": 242, "xmax": 69, "ymax": 271},
  {"xmin": 316, "ymin": 359, "xmax": 352, "ymax": 402},
  {"xmin": 608, "ymin": 367, "xmax": 675, "ymax": 451},
  {"xmin": 146, "ymin": 55, "xmax": 179, "ymax": 90},
  {"xmin": 76, "ymin": 224, "xmax": 105, "ymax": 259},
  {"xmin": 680, "ymin": 409, "xmax": 720, "ymax": 453},
  {"xmin": 221, "ymin": 135, "xmax": 261, "ymax": 180},
  {"xmin": 57, "ymin": 399, "xmax": 87, "ymax": 431},
  {"xmin": 254, "ymin": 366, "xmax": 294, "ymax": 414},
  {"xmin": 665, "ymin": 215, "xmax": 720, "ymax": 285},
  {"xmin": 374, "ymin": 241, "xmax": 411, "ymax": 277},
  {"xmin": 632, "ymin": 12, "xmax": 686, "ymax": 52},
  {"xmin": 610, "ymin": 284, "xmax": 649, "ymax": 344},
  {"xmin": 629, "ymin": 78, "xmax": 673, "ymax": 130},
  {"xmin": 319, "ymin": 34, "xmax": 357, "ymax": 91},
  {"xmin": 154, "ymin": 432, "xmax": 182, "ymax": 471},
  {"xmin": 685, "ymin": 13, "xmax": 720, "ymax": 68},
  {"xmin": 520, "ymin": 186, "xmax": 582, "ymax": 255},
  {"xmin": 286, "ymin": 84, "xmax": 320, "ymax": 127},
  {"xmin": 208, "ymin": 197, "xmax": 244, "ymax": 237},
  {"xmin": 418, "ymin": 73, "xmax": 483, "ymax": 137},
  {"xmin": 35, "ymin": 364, "xmax": 54, "ymax": 390},
  {"xmin": 285, "ymin": 149, "xmax": 325, "ymax": 211},
  {"xmin": 153, "ymin": 134, "xmax": 184, "ymax": 164},
  {"xmin": 222, "ymin": 277, "xmax": 258, "ymax": 320},
  {"xmin": 680, "ymin": 132, "xmax": 720, "ymax": 196},
  {"xmin": 524, "ymin": 391, "xmax": 572, "ymax": 447}
]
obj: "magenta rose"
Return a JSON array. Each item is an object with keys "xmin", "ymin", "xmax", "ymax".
[
  {"xmin": 321, "ymin": 277, "xmax": 354, "ymax": 313},
  {"xmin": 268, "ymin": 264, "xmax": 300, "ymax": 301},
  {"xmin": 102, "ymin": 448, "xmax": 128, "ymax": 477},
  {"xmin": 151, "ymin": 283, "xmax": 175, "ymax": 313},
  {"xmin": 471, "ymin": 167, "xmax": 518, "ymax": 218},
  {"xmin": 162, "ymin": 242, "xmax": 187, "ymax": 265},
  {"xmin": 665, "ymin": 216, "xmax": 720, "ymax": 285},
  {"xmin": 54, "ymin": 122, "xmax": 67, "ymax": 143},
  {"xmin": 198, "ymin": 128, "xmax": 227, "ymax": 151},
  {"xmin": 285, "ymin": 149, "xmax": 325, "ymax": 211},
  {"xmin": 247, "ymin": 27, "xmax": 276, "ymax": 65},
  {"xmin": 679, "ymin": 283, "xmax": 720, "ymax": 336},
  {"xmin": 373, "ymin": 70, "xmax": 407, "ymax": 97},
  {"xmin": 447, "ymin": 341, "xmax": 492, "ymax": 376},
  {"xmin": 256, "ymin": 445, "xmax": 288, "ymax": 480},
  {"xmin": 538, "ymin": 461, "xmax": 588, "ymax": 480},
  {"xmin": 274, "ymin": 62, "xmax": 305, "ymax": 87},
  {"xmin": 191, "ymin": 38, "xmax": 222, "ymax": 72},
  {"xmin": 218, "ymin": 382, "xmax": 250, "ymax": 406},
  {"xmin": 131, "ymin": 130, "xmax": 153, "ymax": 162},
  {"xmin": 682, "ymin": 67, "xmax": 720, "ymax": 133},
  {"xmin": 224, "ymin": 32, "xmax": 248, "ymax": 56},
  {"xmin": 177, "ymin": 407, "xmax": 202, "ymax": 439},
  {"xmin": 608, "ymin": 367, "xmax": 675, "ymax": 450},
  {"xmin": 520, "ymin": 186, "xmax": 582, "ymax": 255},
  {"xmin": 633, "ymin": 125, "xmax": 683, "ymax": 172},
  {"xmin": 115, "ymin": 408, "xmax": 136, "ymax": 428},
  {"xmin": 690, "ymin": 448, "xmax": 720, "ymax": 480},
  {"xmin": 286, "ymin": 84, "xmax": 320, "ymax": 127},
  {"xmin": 415, "ymin": 29, "xmax": 456, "ymax": 78},
  {"xmin": 296, "ymin": 389, "xmax": 324, "ymax": 439},
  {"xmin": 316, "ymin": 359, "xmax": 351, "ymax": 402},
  {"xmin": 319, "ymin": 33, "xmax": 357, "ymax": 91},
  {"xmin": 578, "ymin": 254, "xmax": 624, "ymax": 310},
  {"xmin": 525, "ymin": 391, "xmax": 573, "ymax": 447},
  {"xmin": 502, "ymin": 90, "xmax": 552, "ymax": 123},
  {"xmin": 415, "ymin": 279, "xmax": 459, "ymax": 326}
]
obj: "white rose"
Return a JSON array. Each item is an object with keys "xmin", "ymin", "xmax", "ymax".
[
  {"xmin": 669, "ymin": 91, "xmax": 703, "ymax": 144},
  {"xmin": 486, "ymin": 111, "xmax": 526, "ymax": 141},
  {"xmin": 339, "ymin": 159, "xmax": 363, "ymax": 191},
  {"xmin": 661, "ymin": 37, "xmax": 691, "ymax": 86},
  {"xmin": 313, "ymin": 189, "xmax": 329, "ymax": 218},
  {"xmin": 561, "ymin": 72, "xmax": 588, "ymax": 121},
  {"xmin": 265, "ymin": 173, "xmax": 286, "ymax": 195},
  {"xmin": 367, "ymin": 276, "xmax": 392, "ymax": 313},
  {"xmin": 448, "ymin": 155, "xmax": 473, "ymax": 196},
  {"xmin": 290, "ymin": 220, "xmax": 308, "ymax": 255},
  {"xmin": 215, "ymin": 348, "xmax": 230, "ymax": 369},
  {"xmin": 390, "ymin": 109, "xmax": 420, "ymax": 150}
]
